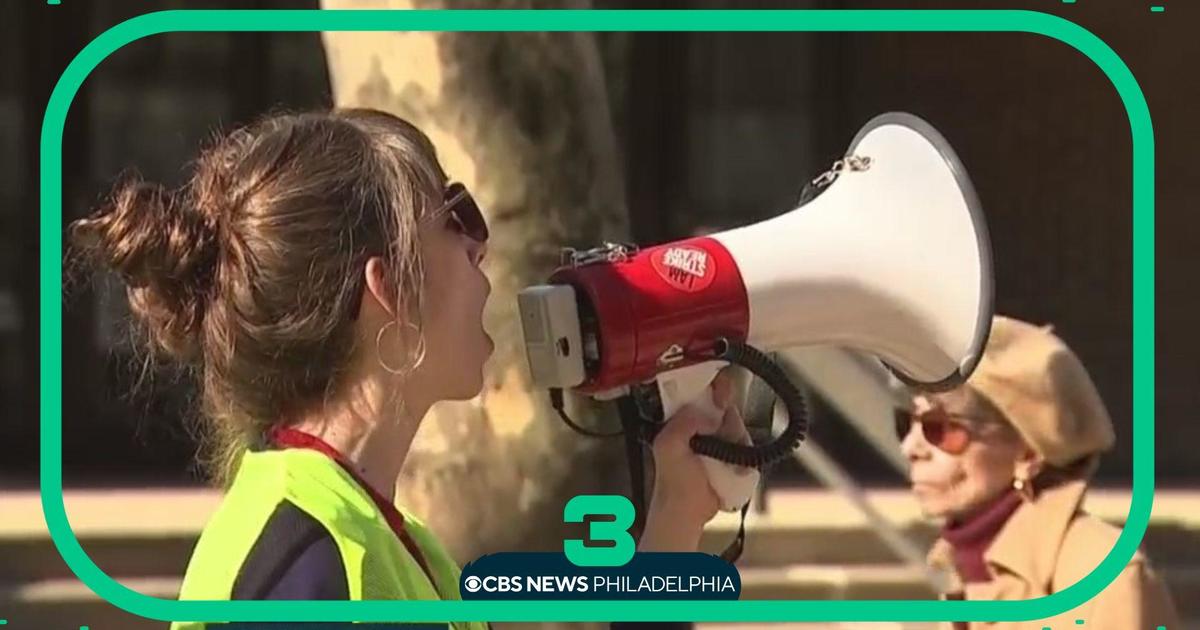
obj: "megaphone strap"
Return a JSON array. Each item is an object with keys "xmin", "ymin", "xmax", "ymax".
[{"xmin": 719, "ymin": 501, "xmax": 751, "ymax": 564}]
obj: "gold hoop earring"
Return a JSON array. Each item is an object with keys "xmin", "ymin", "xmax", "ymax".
[{"xmin": 375, "ymin": 320, "xmax": 409, "ymax": 375}]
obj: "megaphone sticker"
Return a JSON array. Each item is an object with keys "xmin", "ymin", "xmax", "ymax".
[{"xmin": 650, "ymin": 244, "xmax": 718, "ymax": 292}]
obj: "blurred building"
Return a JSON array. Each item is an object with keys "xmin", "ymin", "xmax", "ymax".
[{"xmin": 4, "ymin": 0, "xmax": 333, "ymax": 486}]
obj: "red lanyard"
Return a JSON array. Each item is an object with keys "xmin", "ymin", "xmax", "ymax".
[{"xmin": 267, "ymin": 426, "xmax": 437, "ymax": 589}]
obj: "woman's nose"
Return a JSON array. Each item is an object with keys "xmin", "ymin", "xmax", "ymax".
[{"xmin": 900, "ymin": 422, "xmax": 929, "ymax": 460}]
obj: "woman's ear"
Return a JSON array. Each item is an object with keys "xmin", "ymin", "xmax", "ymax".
[
  {"xmin": 362, "ymin": 256, "xmax": 397, "ymax": 319},
  {"xmin": 1013, "ymin": 448, "xmax": 1044, "ymax": 482}
]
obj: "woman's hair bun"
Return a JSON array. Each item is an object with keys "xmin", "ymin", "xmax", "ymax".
[{"xmin": 71, "ymin": 176, "xmax": 219, "ymax": 362}]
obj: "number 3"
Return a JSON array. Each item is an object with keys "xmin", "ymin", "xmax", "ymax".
[{"xmin": 563, "ymin": 495, "xmax": 636, "ymax": 567}]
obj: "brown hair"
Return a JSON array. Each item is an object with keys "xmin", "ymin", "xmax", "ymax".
[{"xmin": 70, "ymin": 108, "xmax": 447, "ymax": 484}]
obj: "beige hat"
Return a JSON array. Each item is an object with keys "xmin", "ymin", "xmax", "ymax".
[{"xmin": 965, "ymin": 315, "xmax": 1116, "ymax": 468}]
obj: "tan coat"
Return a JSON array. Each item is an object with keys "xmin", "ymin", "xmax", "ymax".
[{"xmin": 928, "ymin": 480, "xmax": 1181, "ymax": 630}]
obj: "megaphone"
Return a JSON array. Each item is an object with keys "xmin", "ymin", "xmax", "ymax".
[{"xmin": 517, "ymin": 112, "xmax": 993, "ymax": 514}]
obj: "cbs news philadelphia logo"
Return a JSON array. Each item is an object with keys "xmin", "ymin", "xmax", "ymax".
[{"xmin": 459, "ymin": 495, "xmax": 740, "ymax": 601}]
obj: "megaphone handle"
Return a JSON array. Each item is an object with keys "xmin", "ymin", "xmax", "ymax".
[{"xmin": 656, "ymin": 366, "xmax": 760, "ymax": 512}]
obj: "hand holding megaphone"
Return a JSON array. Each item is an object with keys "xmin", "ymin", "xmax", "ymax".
[
  {"xmin": 653, "ymin": 366, "xmax": 761, "ymax": 514},
  {"xmin": 637, "ymin": 372, "xmax": 754, "ymax": 552}
]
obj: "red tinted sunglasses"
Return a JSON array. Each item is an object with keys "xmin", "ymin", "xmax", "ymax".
[
  {"xmin": 431, "ymin": 182, "xmax": 489, "ymax": 243},
  {"xmin": 893, "ymin": 407, "xmax": 976, "ymax": 456}
]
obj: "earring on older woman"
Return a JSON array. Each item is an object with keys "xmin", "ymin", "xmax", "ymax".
[{"xmin": 1013, "ymin": 473, "xmax": 1036, "ymax": 502}]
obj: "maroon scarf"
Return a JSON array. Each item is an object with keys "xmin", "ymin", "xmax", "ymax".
[{"xmin": 942, "ymin": 489, "xmax": 1024, "ymax": 583}]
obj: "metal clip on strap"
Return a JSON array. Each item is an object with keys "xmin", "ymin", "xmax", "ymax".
[{"xmin": 561, "ymin": 242, "xmax": 640, "ymax": 268}]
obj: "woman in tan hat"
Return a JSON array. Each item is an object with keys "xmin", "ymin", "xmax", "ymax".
[{"xmin": 897, "ymin": 315, "xmax": 1179, "ymax": 629}]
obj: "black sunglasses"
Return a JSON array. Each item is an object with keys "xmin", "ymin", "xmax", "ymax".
[
  {"xmin": 348, "ymin": 183, "xmax": 489, "ymax": 320},
  {"xmin": 431, "ymin": 182, "xmax": 489, "ymax": 243}
]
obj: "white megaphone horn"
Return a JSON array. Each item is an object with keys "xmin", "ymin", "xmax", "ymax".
[{"xmin": 517, "ymin": 112, "xmax": 994, "ymax": 515}]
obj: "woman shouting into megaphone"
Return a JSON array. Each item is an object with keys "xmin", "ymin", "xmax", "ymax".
[{"xmin": 69, "ymin": 108, "xmax": 751, "ymax": 630}]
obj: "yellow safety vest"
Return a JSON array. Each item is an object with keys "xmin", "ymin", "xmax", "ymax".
[{"xmin": 170, "ymin": 448, "xmax": 486, "ymax": 630}]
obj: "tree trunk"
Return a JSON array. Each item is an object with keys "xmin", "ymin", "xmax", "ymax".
[{"xmin": 319, "ymin": 0, "xmax": 630, "ymax": 574}]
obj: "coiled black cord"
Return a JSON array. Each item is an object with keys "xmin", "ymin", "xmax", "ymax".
[
  {"xmin": 548, "ymin": 338, "xmax": 805, "ymax": 564},
  {"xmin": 550, "ymin": 338, "xmax": 808, "ymax": 469},
  {"xmin": 686, "ymin": 338, "xmax": 809, "ymax": 468}
]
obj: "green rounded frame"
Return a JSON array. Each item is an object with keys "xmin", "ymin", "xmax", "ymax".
[{"xmin": 40, "ymin": 8, "xmax": 1154, "ymax": 626}]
